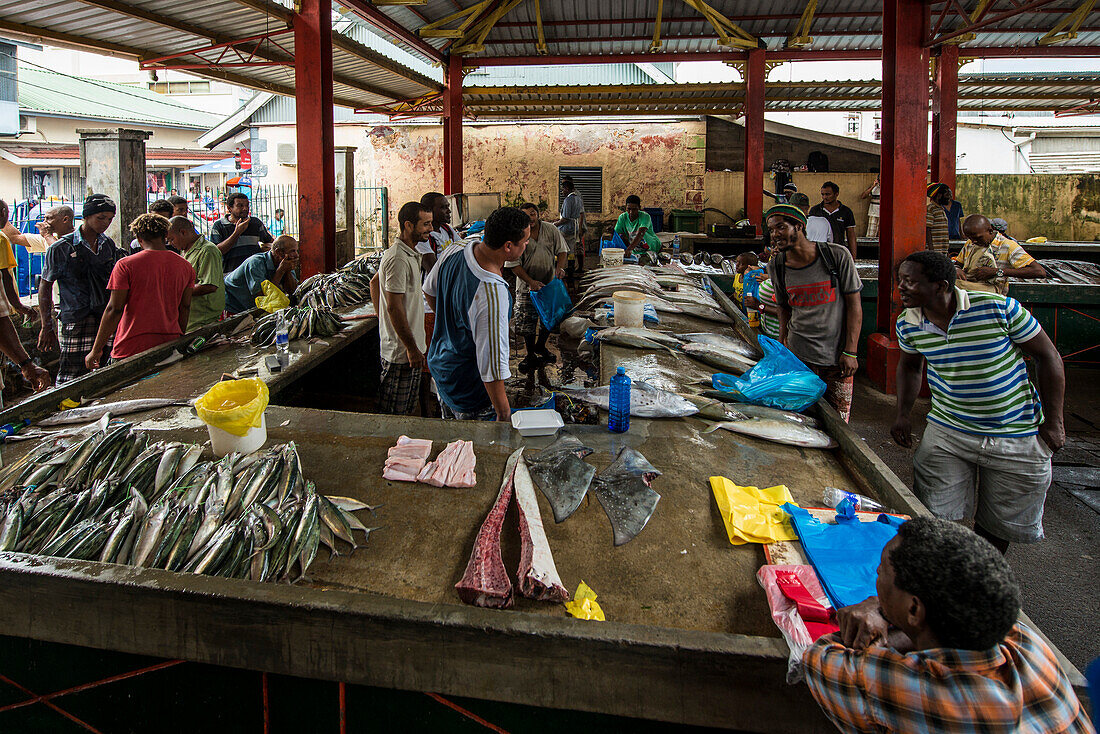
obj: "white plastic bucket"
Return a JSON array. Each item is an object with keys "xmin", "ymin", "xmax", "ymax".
[
  {"xmin": 207, "ymin": 412, "xmax": 267, "ymax": 457},
  {"xmin": 601, "ymin": 247, "xmax": 625, "ymax": 268},
  {"xmin": 613, "ymin": 290, "xmax": 647, "ymax": 328}
]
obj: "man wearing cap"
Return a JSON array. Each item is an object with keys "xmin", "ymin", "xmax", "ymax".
[
  {"xmin": 956, "ymin": 214, "xmax": 1045, "ymax": 295},
  {"xmin": 926, "ymin": 183, "xmax": 952, "ymax": 254},
  {"xmin": 38, "ymin": 194, "xmax": 126, "ymax": 383},
  {"xmin": 765, "ymin": 182, "xmax": 798, "ymax": 205},
  {"xmin": 765, "ymin": 203, "xmax": 863, "ymax": 422}
]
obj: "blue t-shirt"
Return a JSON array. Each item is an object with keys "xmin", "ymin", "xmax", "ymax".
[
  {"xmin": 223, "ymin": 251, "xmax": 275, "ymax": 313},
  {"xmin": 423, "ymin": 244, "xmax": 513, "ymax": 414},
  {"xmin": 945, "ymin": 200, "xmax": 964, "ymax": 240}
]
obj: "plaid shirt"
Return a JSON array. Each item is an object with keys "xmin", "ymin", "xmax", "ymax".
[{"xmin": 803, "ymin": 623, "xmax": 1093, "ymax": 734}]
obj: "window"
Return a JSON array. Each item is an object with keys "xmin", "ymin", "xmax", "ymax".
[
  {"xmin": 846, "ymin": 113, "xmax": 860, "ymax": 136},
  {"xmin": 873, "ymin": 114, "xmax": 882, "ymax": 141},
  {"xmin": 0, "ymin": 42, "xmax": 15, "ymax": 104},
  {"xmin": 148, "ymin": 80, "xmax": 211, "ymax": 95},
  {"xmin": 558, "ymin": 166, "xmax": 602, "ymax": 214}
]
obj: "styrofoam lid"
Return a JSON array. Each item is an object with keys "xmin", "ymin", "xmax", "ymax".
[{"xmin": 511, "ymin": 409, "xmax": 565, "ymax": 433}]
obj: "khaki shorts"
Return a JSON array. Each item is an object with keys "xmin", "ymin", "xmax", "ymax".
[{"xmin": 913, "ymin": 421, "xmax": 1053, "ymax": 543}]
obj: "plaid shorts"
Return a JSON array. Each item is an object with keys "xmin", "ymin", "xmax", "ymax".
[
  {"xmin": 513, "ymin": 291, "xmax": 540, "ymax": 336},
  {"xmin": 378, "ymin": 358, "xmax": 422, "ymax": 415},
  {"xmin": 57, "ymin": 314, "xmax": 112, "ymax": 384}
]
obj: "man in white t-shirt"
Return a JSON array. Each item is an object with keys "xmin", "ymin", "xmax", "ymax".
[
  {"xmin": 376, "ymin": 201, "xmax": 434, "ymax": 415},
  {"xmin": 790, "ymin": 193, "xmax": 833, "ymax": 244}
]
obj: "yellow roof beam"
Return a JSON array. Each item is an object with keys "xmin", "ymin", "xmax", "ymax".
[
  {"xmin": 452, "ymin": 0, "xmax": 527, "ymax": 54},
  {"xmin": 417, "ymin": 0, "xmax": 493, "ymax": 39},
  {"xmin": 533, "ymin": 0, "xmax": 547, "ymax": 54},
  {"xmin": 942, "ymin": 0, "xmax": 994, "ymax": 45},
  {"xmin": 651, "ymin": 0, "xmax": 664, "ymax": 52},
  {"xmin": 681, "ymin": 0, "xmax": 763, "ymax": 50},
  {"xmin": 786, "ymin": 0, "xmax": 817, "ymax": 49},
  {"xmin": 1038, "ymin": 0, "xmax": 1097, "ymax": 45}
]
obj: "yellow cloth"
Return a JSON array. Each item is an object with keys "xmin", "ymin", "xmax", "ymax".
[
  {"xmin": 954, "ymin": 232, "xmax": 1035, "ymax": 295},
  {"xmin": 0, "ymin": 232, "xmax": 16, "ymax": 271},
  {"xmin": 710, "ymin": 476, "xmax": 799, "ymax": 545},
  {"xmin": 255, "ymin": 280, "xmax": 290, "ymax": 312},
  {"xmin": 734, "ymin": 272, "xmax": 744, "ymax": 305},
  {"xmin": 564, "ymin": 581, "xmax": 605, "ymax": 621}
]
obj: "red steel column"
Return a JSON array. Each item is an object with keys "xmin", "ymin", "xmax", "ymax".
[
  {"xmin": 868, "ymin": 0, "xmax": 929, "ymax": 392},
  {"xmin": 294, "ymin": 0, "xmax": 336, "ymax": 275},
  {"xmin": 931, "ymin": 44, "xmax": 958, "ymax": 190},
  {"xmin": 442, "ymin": 55, "xmax": 463, "ymax": 195},
  {"xmin": 743, "ymin": 48, "xmax": 765, "ymax": 235}
]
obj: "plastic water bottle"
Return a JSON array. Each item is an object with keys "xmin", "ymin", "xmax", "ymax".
[
  {"xmin": 275, "ymin": 311, "xmax": 290, "ymax": 368},
  {"xmin": 608, "ymin": 366, "xmax": 630, "ymax": 433},
  {"xmin": 672, "ymin": 234, "xmax": 681, "ymax": 259},
  {"xmin": 823, "ymin": 486, "xmax": 885, "ymax": 513}
]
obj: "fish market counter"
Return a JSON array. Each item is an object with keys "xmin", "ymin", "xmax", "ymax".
[{"xmin": 1, "ymin": 404, "xmax": 840, "ymax": 733}]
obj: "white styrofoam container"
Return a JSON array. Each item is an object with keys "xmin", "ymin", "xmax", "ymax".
[{"xmin": 511, "ymin": 409, "xmax": 565, "ymax": 437}]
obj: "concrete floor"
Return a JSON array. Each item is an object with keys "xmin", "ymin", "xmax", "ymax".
[{"xmin": 848, "ymin": 368, "xmax": 1100, "ymax": 673}]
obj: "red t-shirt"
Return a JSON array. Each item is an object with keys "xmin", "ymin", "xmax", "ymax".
[{"xmin": 107, "ymin": 250, "xmax": 195, "ymax": 359}]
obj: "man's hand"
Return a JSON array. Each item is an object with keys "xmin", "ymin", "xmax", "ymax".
[
  {"xmin": 37, "ymin": 325, "xmax": 58, "ymax": 353},
  {"xmin": 970, "ymin": 266, "xmax": 999, "ymax": 281},
  {"xmin": 35, "ymin": 221, "xmax": 51, "ymax": 236},
  {"xmin": 836, "ymin": 597, "xmax": 889, "ymax": 650},
  {"xmin": 955, "ymin": 267, "xmax": 968, "ymax": 282},
  {"xmin": 839, "ymin": 352, "xmax": 858, "ymax": 378},
  {"xmin": 405, "ymin": 345, "xmax": 426, "ymax": 370},
  {"xmin": 85, "ymin": 347, "xmax": 103, "ymax": 371},
  {"xmin": 554, "ymin": 267, "xmax": 566, "ymax": 281},
  {"xmin": 891, "ymin": 416, "xmax": 912, "ymax": 447},
  {"xmin": 526, "ymin": 279, "xmax": 545, "ymax": 292},
  {"xmin": 1038, "ymin": 420, "xmax": 1065, "ymax": 453},
  {"xmin": 744, "ymin": 295, "xmax": 760, "ymax": 310},
  {"xmin": 15, "ymin": 304, "xmax": 36, "ymax": 323},
  {"xmin": 22, "ymin": 363, "xmax": 51, "ymax": 392},
  {"xmin": 233, "ymin": 217, "xmax": 250, "ymax": 235},
  {"xmin": 495, "ymin": 406, "xmax": 511, "ymax": 422}
]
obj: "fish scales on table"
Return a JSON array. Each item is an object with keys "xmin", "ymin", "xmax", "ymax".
[{"xmin": 0, "ymin": 428, "xmax": 377, "ymax": 582}]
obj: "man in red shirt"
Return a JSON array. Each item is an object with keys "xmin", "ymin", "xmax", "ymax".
[{"xmin": 85, "ymin": 214, "xmax": 194, "ymax": 368}]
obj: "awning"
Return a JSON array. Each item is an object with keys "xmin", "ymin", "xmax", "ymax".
[{"xmin": 183, "ymin": 159, "xmax": 239, "ymax": 175}]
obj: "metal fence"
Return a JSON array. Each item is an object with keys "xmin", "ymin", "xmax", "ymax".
[
  {"xmin": 355, "ymin": 186, "xmax": 388, "ymax": 254},
  {"xmin": 188, "ymin": 185, "xmax": 299, "ymax": 241}
]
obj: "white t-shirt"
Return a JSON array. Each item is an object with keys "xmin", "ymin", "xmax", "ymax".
[
  {"xmin": 415, "ymin": 224, "xmax": 457, "ymax": 313},
  {"xmin": 377, "ymin": 238, "xmax": 426, "ymax": 364},
  {"xmin": 806, "ymin": 216, "xmax": 834, "ymax": 243}
]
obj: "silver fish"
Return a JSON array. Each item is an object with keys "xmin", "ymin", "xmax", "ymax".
[
  {"xmin": 38, "ymin": 399, "xmax": 188, "ymax": 426},
  {"xmin": 562, "ymin": 381, "xmax": 699, "ymax": 419},
  {"xmin": 594, "ymin": 326, "xmax": 684, "ymax": 351},
  {"xmin": 703, "ymin": 419, "xmax": 837, "ymax": 449},
  {"xmin": 679, "ymin": 332, "xmax": 762, "ymax": 360},
  {"xmin": 723, "ymin": 403, "xmax": 819, "ymax": 428},
  {"xmin": 679, "ymin": 342, "xmax": 757, "ymax": 375}
]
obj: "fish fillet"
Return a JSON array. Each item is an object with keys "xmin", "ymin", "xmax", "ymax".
[
  {"xmin": 382, "ymin": 436, "xmax": 432, "ymax": 483},
  {"xmin": 513, "ymin": 455, "xmax": 569, "ymax": 602},
  {"xmin": 454, "ymin": 449, "xmax": 521, "ymax": 608}
]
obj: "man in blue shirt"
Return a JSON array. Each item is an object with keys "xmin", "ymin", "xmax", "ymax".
[
  {"xmin": 554, "ymin": 176, "xmax": 585, "ymax": 273},
  {"xmin": 223, "ymin": 235, "xmax": 299, "ymax": 314},
  {"xmin": 423, "ymin": 207, "xmax": 529, "ymax": 421}
]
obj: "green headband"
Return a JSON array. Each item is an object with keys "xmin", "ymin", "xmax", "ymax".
[
  {"xmin": 765, "ymin": 203, "xmax": 808, "ymax": 228},
  {"xmin": 927, "ymin": 182, "xmax": 949, "ymax": 198}
]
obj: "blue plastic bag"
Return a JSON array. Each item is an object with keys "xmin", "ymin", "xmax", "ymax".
[
  {"xmin": 781, "ymin": 503, "xmax": 902, "ymax": 609},
  {"xmin": 711, "ymin": 335, "xmax": 826, "ymax": 412},
  {"xmin": 529, "ymin": 279, "xmax": 573, "ymax": 331}
]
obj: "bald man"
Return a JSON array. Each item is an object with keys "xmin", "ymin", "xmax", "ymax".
[
  {"xmin": 166, "ymin": 216, "xmax": 224, "ymax": 330},
  {"xmin": 223, "ymin": 235, "xmax": 299, "ymax": 314},
  {"xmin": 956, "ymin": 214, "xmax": 1045, "ymax": 295}
]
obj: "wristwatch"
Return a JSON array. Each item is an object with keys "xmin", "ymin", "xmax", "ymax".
[
  {"xmin": 17, "ymin": 357, "xmax": 32, "ymax": 369},
  {"xmin": 996, "ymin": 268, "xmax": 1005, "ymax": 278}
]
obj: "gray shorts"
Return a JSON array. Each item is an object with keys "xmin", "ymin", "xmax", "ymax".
[
  {"xmin": 913, "ymin": 421, "xmax": 1053, "ymax": 543},
  {"xmin": 513, "ymin": 291, "xmax": 540, "ymax": 336}
]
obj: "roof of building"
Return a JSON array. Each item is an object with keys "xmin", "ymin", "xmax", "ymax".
[
  {"xmin": 0, "ymin": 142, "xmax": 227, "ymax": 166},
  {"xmin": 16, "ymin": 65, "xmax": 224, "ymax": 129}
]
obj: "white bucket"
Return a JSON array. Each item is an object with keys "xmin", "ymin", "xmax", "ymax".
[
  {"xmin": 613, "ymin": 290, "xmax": 647, "ymax": 328},
  {"xmin": 601, "ymin": 247, "xmax": 625, "ymax": 268},
  {"xmin": 207, "ymin": 412, "xmax": 267, "ymax": 457}
]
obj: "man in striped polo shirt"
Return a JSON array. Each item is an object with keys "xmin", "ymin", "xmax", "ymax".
[
  {"xmin": 891, "ymin": 251, "xmax": 1065, "ymax": 553},
  {"xmin": 423, "ymin": 207, "xmax": 529, "ymax": 421}
]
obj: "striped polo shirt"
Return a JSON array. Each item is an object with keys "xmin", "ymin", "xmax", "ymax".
[{"xmin": 896, "ymin": 288, "xmax": 1043, "ymax": 437}]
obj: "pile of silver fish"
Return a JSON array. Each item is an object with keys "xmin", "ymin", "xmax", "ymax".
[
  {"xmin": 251, "ymin": 306, "xmax": 344, "ymax": 346},
  {"xmin": 0, "ymin": 426, "xmax": 376, "ymax": 581},
  {"xmin": 574, "ymin": 265, "xmax": 733, "ymax": 324},
  {"xmin": 295, "ymin": 269, "xmax": 372, "ymax": 310},
  {"xmin": 593, "ymin": 326, "xmax": 761, "ymax": 375}
]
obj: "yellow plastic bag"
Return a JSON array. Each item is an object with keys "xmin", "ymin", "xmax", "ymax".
[
  {"xmin": 1025, "ymin": 236, "xmax": 1047, "ymax": 244},
  {"xmin": 710, "ymin": 476, "xmax": 799, "ymax": 545},
  {"xmin": 564, "ymin": 581, "xmax": 606, "ymax": 621},
  {"xmin": 255, "ymin": 280, "xmax": 290, "ymax": 313},
  {"xmin": 194, "ymin": 378, "xmax": 270, "ymax": 437}
]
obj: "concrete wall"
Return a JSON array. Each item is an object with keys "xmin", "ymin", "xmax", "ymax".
[
  {"xmin": 704, "ymin": 170, "xmax": 878, "ymax": 233},
  {"xmin": 956, "ymin": 173, "xmax": 1100, "ymax": 242}
]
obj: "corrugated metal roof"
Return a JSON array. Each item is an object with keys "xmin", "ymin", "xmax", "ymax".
[
  {"xmin": 0, "ymin": 0, "xmax": 440, "ymax": 111},
  {"xmin": 464, "ymin": 63, "xmax": 669, "ymax": 86},
  {"xmin": 17, "ymin": 64, "xmax": 222, "ymax": 128},
  {"xmin": 374, "ymin": 0, "xmax": 1100, "ymax": 58}
]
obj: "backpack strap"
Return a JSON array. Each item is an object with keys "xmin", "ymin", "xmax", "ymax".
[
  {"xmin": 773, "ymin": 251, "xmax": 789, "ymax": 309},
  {"xmin": 816, "ymin": 242, "xmax": 841, "ymax": 290}
]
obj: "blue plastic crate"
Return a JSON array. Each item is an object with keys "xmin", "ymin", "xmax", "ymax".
[{"xmin": 15, "ymin": 245, "xmax": 45, "ymax": 297}]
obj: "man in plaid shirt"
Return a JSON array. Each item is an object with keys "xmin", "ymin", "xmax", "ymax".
[{"xmin": 804, "ymin": 517, "xmax": 1091, "ymax": 733}]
